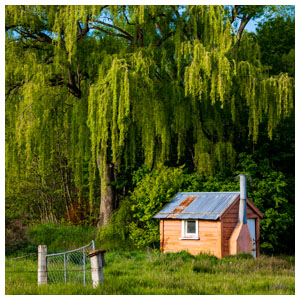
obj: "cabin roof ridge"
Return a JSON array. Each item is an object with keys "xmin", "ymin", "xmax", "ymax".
[{"xmin": 153, "ymin": 191, "xmax": 261, "ymax": 220}]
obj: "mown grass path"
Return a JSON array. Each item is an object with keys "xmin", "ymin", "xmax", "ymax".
[{"xmin": 5, "ymin": 251, "xmax": 295, "ymax": 295}]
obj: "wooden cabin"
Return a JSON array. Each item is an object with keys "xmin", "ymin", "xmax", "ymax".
[{"xmin": 153, "ymin": 175, "xmax": 263, "ymax": 258}]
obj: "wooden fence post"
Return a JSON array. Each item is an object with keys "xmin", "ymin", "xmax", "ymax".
[
  {"xmin": 38, "ymin": 245, "xmax": 47, "ymax": 285},
  {"xmin": 87, "ymin": 250, "xmax": 107, "ymax": 288}
]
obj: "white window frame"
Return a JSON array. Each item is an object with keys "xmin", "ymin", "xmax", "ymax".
[{"xmin": 180, "ymin": 220, "xmax": 199, "ymax": 240}]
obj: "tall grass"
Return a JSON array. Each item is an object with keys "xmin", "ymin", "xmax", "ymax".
[
  {"xmin": 6, "ymin": 251, "xmax": 295, "ymax": 295},
  {"xmin": 5, "ymin": 223, "xmax": 295, "ymax": 294},
  {"xmin": 26, "ymin": 223, "xmax": 97, "ymax": 252},
  {"xmin": 21, "ymin": 222, "xmax": 133, "ymax": 254}
]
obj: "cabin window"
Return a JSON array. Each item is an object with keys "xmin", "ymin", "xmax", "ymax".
[{"xmin": 181, "ymin": 220, "xmax": 199, "ymax": 239}]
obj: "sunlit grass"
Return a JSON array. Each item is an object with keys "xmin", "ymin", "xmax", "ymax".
[{"xmin": 6, "ymin": 251, "xmax": 295, "ymax": 295}]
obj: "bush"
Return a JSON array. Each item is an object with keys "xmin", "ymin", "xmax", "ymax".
[
  {"xmin": 223, "ymin": 253, "xmax": 254, "ymax": 260},
  {"xmin": 96, "ymin": 197, "xmax": 135, "ymax": 250},
  {"xmin": 260, "ymin": 207, "xmax": 294, "ymax": 254},
  {"xmin": 27, "ymin": 223, "xmax": 96, "ymax": 251},
  {"xmin": 195, "ymin": 253, "xmax": 219, "ymax": 264},
  {"xmin": 165, "ymin": 251, "xmax": 195, "ymax": 262},
  {"xmin": 129, "ymin": 165, "xmax": 187, "ymax": 249}
]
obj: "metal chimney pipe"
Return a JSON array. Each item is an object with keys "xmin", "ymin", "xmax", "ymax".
[{"xmin": 238, "ymin": 174, "xmax": 247, "ymax": 224}]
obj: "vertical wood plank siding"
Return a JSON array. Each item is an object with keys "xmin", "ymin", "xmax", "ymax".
[
  {"xmin": 221, "ymin": 200, "xmax": 260, "ymax": 257},
  {"xmin": 162, "ymin": 219, "xmax": 222, "ymax": 257},
  {"xmin": 160, "ymin": 219, "xmax": 164, "ymax": 250}
]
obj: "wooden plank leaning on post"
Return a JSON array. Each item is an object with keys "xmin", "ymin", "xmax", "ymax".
[
  {"xmin": 86, "ymin": 249, "xmax": 108, "ymax": 288},
  {"xmin": 38, "ymin": 245, "xmax": 47, "ymax": 285}
]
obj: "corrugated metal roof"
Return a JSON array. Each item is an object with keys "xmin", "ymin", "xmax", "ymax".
[
  {"xmin": 153, "ymin": 192, "xmax": 239, "ymax": 220},
  {"xmin": 168, "ymin": 196, "xmax": 197, "ymax": 218}
]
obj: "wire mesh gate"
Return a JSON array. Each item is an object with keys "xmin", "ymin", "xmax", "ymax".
[{"xmin": 46, "ymin": 240, "xmax": 95, "ymax": 284}]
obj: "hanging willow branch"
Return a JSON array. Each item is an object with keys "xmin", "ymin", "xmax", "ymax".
[{"xmin": 5, "ymin": 4, "xmax": 294, "ymax": 215}]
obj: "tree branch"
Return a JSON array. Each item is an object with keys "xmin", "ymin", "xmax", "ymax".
[
  {"xmin": 76, "ymin": 14, "xmax": 90, "ymax": 40},
  {"xmin": 5, "ymin": 82, "xmax": 24, "ymax": 100},
  {"xmin": 231, "ymin": 5, "xmax": 240, "ymax": 24},
  {"xmin": 67, "ymin": 69, "xmax": 81, "ymax": 99},
  {"xmin": 237, "ymin": 15, "xmax": 253, "ymax": 42},
  {"xmin": 171, "ymin": 6, "xmax": 189, "ymax": 41},
  {"xmin": 90, "ymin": 24, "xmax": 133, "ymax": 41},
  {"xmin": 15, "ymin": 27, "xmax": 52, "ymax": 44},
  {"xmin": 137, "ymin": 25, "xmax": 143, "ymax": 47},
  {"xmin": 122, "ymin": 9, "xmax": 137, "ymax": 26},
  {"xmin": 5, "ymin": 24, "xmax": 19, "ymax": 31},
  {"xmin": 92, "ymin": 19, "xmax": 133, "ymax": 40},
  {"xmin": 155, "ymin": 22, "xmax": 163, "ymax": 36},
  {"xmin": 154, "ymin": 31, "xmax": 175, "ymax": 47}
]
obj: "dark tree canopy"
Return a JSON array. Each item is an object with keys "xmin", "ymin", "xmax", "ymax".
[{"xmin": 256, "ymin": 16, "xmax": 295, "ymax": 76}]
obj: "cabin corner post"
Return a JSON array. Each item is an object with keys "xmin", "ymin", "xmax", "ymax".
[
  {"xmin": 217, "ymin": 221, "xmax": 222, "ymax": 258},
  {"xmin": 160, "ymin": 219, "xmax": 165, "ymax": 253},
  {"xmin": 220, "ymin": 219, "xmax": 224, "ymax": 258},
  {"xmin": 38, "ymin": 245, "xmax": 47, "ymax": 285}
]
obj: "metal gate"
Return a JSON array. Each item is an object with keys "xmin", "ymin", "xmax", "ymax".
[{"xmin": 45, "ymin": 240, "xmax": 95, "ymax": 284}]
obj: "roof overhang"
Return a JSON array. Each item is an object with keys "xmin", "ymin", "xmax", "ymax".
[
  {"xmin": 219, "ymin": 195, "xmax": 263, "ymax": 220},
  {"xmin": 154, "ymin": 192, "xmax": 263, "ymax": 220}
]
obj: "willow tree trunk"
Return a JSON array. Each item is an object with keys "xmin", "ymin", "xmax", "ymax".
[{"xmin": 97, "ymin": 155, "xmax": 117, "ymax": 227}]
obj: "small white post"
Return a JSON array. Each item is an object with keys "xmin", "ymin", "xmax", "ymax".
[
  {"xmin": 87, "ymin": 250, "xmax": 107, "ymax": 288},
  {"xmin": 38, "ymin": 245, "xmax": 47, "ymax": 285}
]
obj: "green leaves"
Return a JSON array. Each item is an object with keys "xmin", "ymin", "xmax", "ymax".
[
  {"xmin": 5, "ymin": 5, "xmax": 294, "ymax": 233},
  {"xmin": 256, "ymin": 15, "xmax": 295, "ymax": 76},
  {"xmin": 260, "ymin": 208, "xmax": 294, "ymax": 254},
  {"xmin": 129, "ymin": 165, "xmax": 185, "ymax": 248}
]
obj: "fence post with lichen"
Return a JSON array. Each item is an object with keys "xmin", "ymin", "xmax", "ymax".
[
  {"xmin": 38, "ymin": 245, "xmax": 47, "ymax": 285},
  {"xmin": 87, "ymin": 249, "xmax": 107, "ymax": 288}
]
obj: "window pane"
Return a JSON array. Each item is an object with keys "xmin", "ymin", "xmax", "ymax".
[{"xmin": 187, "ymin": 221, "xmax": 196, "ymax": 234}]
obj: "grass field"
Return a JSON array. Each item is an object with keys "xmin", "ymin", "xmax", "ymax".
[{"xmin": 5, "ymin": 251, "xmax": 295, "ymax": 295}]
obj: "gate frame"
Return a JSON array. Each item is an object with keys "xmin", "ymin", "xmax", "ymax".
[{"xmin": 38, "ymin": 240, "xmax": 95, "ymax": 285}]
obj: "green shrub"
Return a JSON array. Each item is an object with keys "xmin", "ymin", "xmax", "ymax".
[
  {"xmin": 27, "ymin": 223, "xmax": 96, "ymax": 251},
  {"xmin": 96, "ymin": 197, "xmax": 135, "ymax": 250},
  {"xmin": 129, "ymin": 165, "xmax": 187, "ymax": 249},
  {"xmin": 165, "ymin": 251, "xmax": 195, "ymax": 262},
  {"xmin": 223, "ymin": 253, "xmax": 254, "ymax": 260},
  {"xmin": 195, "ymin": 253, "xmax": 219, "ymax": 264},
  {"xmin": 260, "ymin": 207, "xmax": 294, "ymax": 254},
  {"xmin": 5, "ymin": 240, "xmax": 37, "ymax": 257}
]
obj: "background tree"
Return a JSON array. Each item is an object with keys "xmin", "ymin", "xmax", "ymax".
[
  {"xmin": 5, "ymin": 4, "xmax": 294, "ymax": 242},
  {"xmin": 256, "ymin": 15, "xmax": 295, "ymax": 77}
]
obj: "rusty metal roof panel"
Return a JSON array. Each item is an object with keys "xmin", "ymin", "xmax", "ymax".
[
  {"xmin": 168, "ymin": 196, "xmax": 197, "ymax": 218},
  {"xmin": 176, "ymin": 213, "xmax": 220, "ymax": 220},
  {"xmin": 153, "ymin": 192, "xmax": 239, "ymax": 220},
  {"xmin": 154, "ymin": 193, "xmax": 186, "ymax": 217}
]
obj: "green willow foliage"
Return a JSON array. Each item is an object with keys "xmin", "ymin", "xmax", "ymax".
[{"xmin": 5, "ymin": 5, "xmax": 294, "ymax": 219}]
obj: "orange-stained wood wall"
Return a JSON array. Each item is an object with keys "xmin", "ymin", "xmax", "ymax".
[
  {"xmin": 160, "ymin": 199, "xmax": 261, "ymax": 258},
  {"xmin": 160, "ymin": 219, "xmax": 222, "ymax": 258}
]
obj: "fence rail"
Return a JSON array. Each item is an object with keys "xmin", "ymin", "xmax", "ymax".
[
  {"xmin": 45, "ymin": 241, "xmax": 95, "ymax": 257},
  {"xmin": 43, "ymin": 240, "xmax": 95, "ymax": 285}
]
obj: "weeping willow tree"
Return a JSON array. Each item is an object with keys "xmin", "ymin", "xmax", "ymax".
[{"xmin": 5, "ymin": 5, "xmax": 294, "ymax": 225}]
